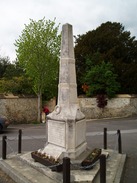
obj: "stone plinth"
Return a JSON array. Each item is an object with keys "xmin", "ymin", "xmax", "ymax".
[{"xmin": 43, "ymin": 118, "xmax": 87, "ymax": 159}]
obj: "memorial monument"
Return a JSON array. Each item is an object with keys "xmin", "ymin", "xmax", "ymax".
[
  {"xmin": 41, "ymin": 23, "xmax": 87, "ymax": 160},
  {"xmin": 0, "ymin": 23, "xmax": 126, "ymax": 183}
]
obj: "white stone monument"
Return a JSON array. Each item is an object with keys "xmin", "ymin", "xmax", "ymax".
[{"xmin": 42, "ymin": 23, "xmax": 87, "ymax": 159}]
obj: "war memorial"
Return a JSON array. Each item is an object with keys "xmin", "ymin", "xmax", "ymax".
[{"xmin": 0, "ymin": 23, "xmax": 126, "ymax": 183}]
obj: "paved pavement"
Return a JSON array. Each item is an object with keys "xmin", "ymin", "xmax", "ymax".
[{"xmin": 0, "ymin": 168, "xmax": 16, "ymax": 183}]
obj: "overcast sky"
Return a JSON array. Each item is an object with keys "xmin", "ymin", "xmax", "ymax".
[{"xmin": 0, "ymin": 0, "xmax": 137, "ymax": 62}]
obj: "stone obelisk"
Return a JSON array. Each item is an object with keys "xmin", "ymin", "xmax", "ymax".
[{"xmin": 42, "ymin": 23, "xmax": 87, "ymax": 159}]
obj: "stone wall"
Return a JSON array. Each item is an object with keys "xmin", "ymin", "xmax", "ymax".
[
  {"xmin": 0, "ymin": 94, "xmax": 38, "ymax": 123},
  {"xmin": 78, "ymin": 94, "xmax": 137, "ymax": 119},
  {"xmin": 1, "ymin": 94, "xmax": 137, "ymax": 123}
]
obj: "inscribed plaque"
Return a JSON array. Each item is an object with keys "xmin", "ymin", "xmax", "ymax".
[{"xmin": 48, "ymin": 120, "xmax": 66, "ymax": 147}]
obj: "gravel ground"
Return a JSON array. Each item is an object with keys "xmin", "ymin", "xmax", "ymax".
[{"xmin": 0, "ymin": 168, "xmax": 16, "ymax": 183}]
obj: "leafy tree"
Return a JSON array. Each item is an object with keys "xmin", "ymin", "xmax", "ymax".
[
  {"xmin": 0, "ymin": 58, "xmax": 34, "ymax": 95},
  {"xmin": 0, "ymin": 76, "xmax": 34, "ymax": 94},
  {"xmin": 83, "ymin": 61, "xmax": 120, "ymax": 108},
  {"xmin": 15, "ymin": 18, "xmax": 61, "ymax": 122},
  {"xmin": 75, "ymin": 22, "xmax": 137, "ymax": 94},
  {"xmin": 3, "ymin": 60, "xmax": 24, "ymax": 79},
  {"xmin": 0, "ymin": 56, "xmax": 10, "ymax": 78},
  {"xmin": 84, "ymin": 61, "xmax": 120, "ymax": 98}
]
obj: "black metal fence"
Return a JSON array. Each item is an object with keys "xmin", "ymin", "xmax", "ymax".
[{"xmin": 103, "ymin": 127, "xmax": 122, "ymax": 154}]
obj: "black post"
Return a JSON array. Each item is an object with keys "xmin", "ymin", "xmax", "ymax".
[
  {"xmin": 100, "ymin": 154, "xmax": 106, "ymax": 183},
  {"xmin": 2, "ymin": 136, "xmax": 7, "ymax": 159},
  {"xmin": 63, "ymin": 157, "xmax": 70, "ymax": 183},
  {"xmin": 18, "ymin": 129, "xmax": 22, "ymax": 154},
  {"xmin": 104, "ymin": 128, "xmax": 107, "ymax": 149},
  {"xmin": 117, "ymin": 129, "xmax": 122, "ymax": 154}
]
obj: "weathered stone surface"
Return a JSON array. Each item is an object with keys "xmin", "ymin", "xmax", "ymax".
[
  {"xmin": 48, "ymin": 120, "xmax": 66, "ymax": 147},
  {"xmin": 42, "ymin": 23, "xmax": 87, "ymax": 159},
  {"xmin": 78, "ymin": 95, "xmax": 137, "ymax": 119},
  {"xmin": 48, "ymin": 23, "xmax": 84, "ymax": 121},
  {"xmin": 0, "ymin": 97, "xmax": 38, "ymax": 123}
]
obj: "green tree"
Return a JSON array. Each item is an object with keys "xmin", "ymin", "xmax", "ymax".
[
  {"xmin": 0, "ymin": 56, "xmax": 10, "ymax": 78},
  {"xmin": 3, "ymin": 60, "xmax": 24, "ymax": 79},
  {"xmin": 0, "ymin": 76, "xmax": 34, "ymax": 94},
  {"xmin": 15, "ymin": 18, "xmax": 61, "ymax": 122},
  {"xmin": 0, "ymin": 59, "xmax": 34, "ymax": 95},
  {"xmin": 84, "ymin": 61, "xmax": 120, "ymax": 98},
  {"xmin": 75, "ymin": 22, "xmax": 137, "ymax": 94}
]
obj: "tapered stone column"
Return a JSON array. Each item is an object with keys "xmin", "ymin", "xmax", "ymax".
[{"xmin": 42, "ymin": 23, "xmax": 87, "ymax": 159}]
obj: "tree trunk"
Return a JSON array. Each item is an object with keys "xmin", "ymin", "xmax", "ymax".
[{"xmin": 37, "ymin": 93, "xmax": 42, "ymax": 122}]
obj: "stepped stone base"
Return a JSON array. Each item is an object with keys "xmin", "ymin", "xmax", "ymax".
[{"xmin": 0, "ymin": 149, "xmax": 126, "ymax": 183}]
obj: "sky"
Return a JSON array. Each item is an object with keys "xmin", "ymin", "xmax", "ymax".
[{"xmin": 0, "ymin": 0, "xmax": 137, "ymax": 62}]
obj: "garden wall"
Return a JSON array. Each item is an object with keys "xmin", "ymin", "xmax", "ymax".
[
  {"xmin": 78, "ymin": 94, "xmax": 137, "ymax": 119},
  {"xmin": 0, "ymin": 94, "xmax": 137, "ymax": 123},
  {"xmin": 0, "ymin": 94, "xmax": 38, "ymax": 123}
]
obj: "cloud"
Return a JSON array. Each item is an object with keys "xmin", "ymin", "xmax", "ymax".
[{"xmin": 0, "ymin": 0, "xmax": 137, "ymax": 61}]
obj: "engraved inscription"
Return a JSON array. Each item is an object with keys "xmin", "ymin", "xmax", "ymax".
[{"xmin": 48, "ymin": 120, "xmax": 66, "ymax": 147}]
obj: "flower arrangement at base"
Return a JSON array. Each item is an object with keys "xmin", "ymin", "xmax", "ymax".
[
  {"xmin": 81, "ymin": 148, "xmax": 101, "ymax": 170},
  {"xmin": 31, "ymin": 150, "xmax": 63, "ymax": 172}
]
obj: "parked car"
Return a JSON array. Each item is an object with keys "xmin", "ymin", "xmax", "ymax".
[{"xmin": 0, "ymin": 117, "xmax": 10, "ymax": 132}]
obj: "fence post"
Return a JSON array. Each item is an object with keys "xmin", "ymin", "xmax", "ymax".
[
  {"xmin": 18, "ymin": 129, "xmax": 22, "ymax": 154},
  {"xmin": 63, "ymin": 157, "xmax": 70, "ymax": 183},
  {"xmin": 100, "ymin": 154, "xmax": 106, "ymax": 183},
  {"xmin": 104, "ymin": 128, "xmax": 107, "ymax": 149},
  {"xmin": 117, "ymin": 129, "xmax": 122, "ymax": 154},
  {"xmin": 2, "ymin": 135, "xmax": 7, "ymax": 159}
]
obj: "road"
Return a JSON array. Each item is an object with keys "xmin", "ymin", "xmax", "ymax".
[
  {"xmin": 0, "ymin": 117, "xmax": 137, "ymax": 182},
  {"xmin": 86, "ymin": 117, "xmax": 137, "ymax": 183}
]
